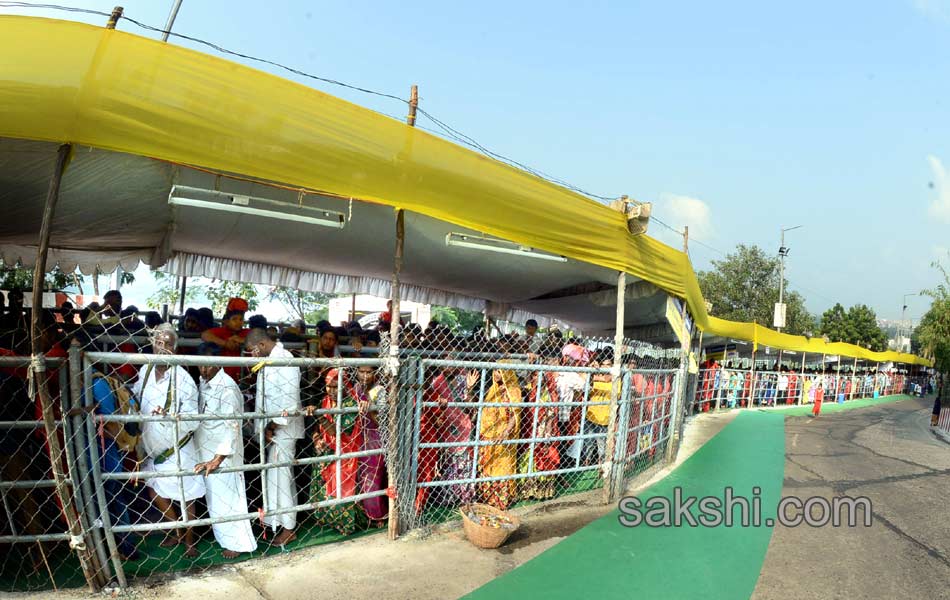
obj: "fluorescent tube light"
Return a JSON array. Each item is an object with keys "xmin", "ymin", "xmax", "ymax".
[
  {"xmin": 168, "ymin": 185, "xmax": 345, "ymax": 229},
  {"xmin": 445, "ymin": 232, "xmax": 567, "ymax": 262}
]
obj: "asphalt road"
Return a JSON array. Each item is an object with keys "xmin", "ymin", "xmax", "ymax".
[{"xmin": 753, "ymin": 397, "xmax": 950, "ymax": 600}]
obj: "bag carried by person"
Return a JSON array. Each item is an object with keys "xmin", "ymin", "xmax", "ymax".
[{"xmin": 92, "ymin": 372, "xmax": 140, "ymax": 454}]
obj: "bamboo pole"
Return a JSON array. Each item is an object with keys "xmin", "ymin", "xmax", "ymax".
[
  {"xmin": 602, "ymin": 271, "xmax": 626, "ymax": 503},
  {"xmin": 851, "ymin": 357, "xmax": 858, "ymax": 400},
  {"xmin": 385, "ymin": 212, "xmax": 404, "ymax": 541},
  {"xmin": 106, "ymin": 6, "xmax": 123, "ymax": 29},
  {"xmin": 31, "ymin": 144, "xmax": 102, "ymax": 591},
  {"xmin": 385, "ymin": 84, "xmax": 417, "ymax": 539},
  {"xmin": 749, "ymin": 349, "xmax": 758, "ymax": 408},
  {"xmin": 407, "ymin": 84, "xmax": 419, "ymax": 127},
  {"xmin": 178, "ymin": 276, "xmax": 187, "ymax": 315},
  {"xmin": 799, "ymin": 351, "xmax": 807, "ymax": 404}
]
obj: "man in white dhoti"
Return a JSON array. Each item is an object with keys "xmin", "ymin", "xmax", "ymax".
[
  {"xmin": 246, "ymin": 328, "xmax": 304, "ymax": 546},
  {"xmin": 193, "ymin": 343, "xmax": 258, "ymax": 558},
  {"xmin": 132, "ymin": 324, "xmax": 205, "ymax": 557}
]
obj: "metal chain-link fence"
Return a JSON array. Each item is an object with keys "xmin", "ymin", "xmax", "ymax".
[
  {"xmin": 691, "ymin": 362, "xmax": 930, "ymax": 413},
  {"xmin": 0, "ymin": 305, "xmax": 699, "ymax": 592}
]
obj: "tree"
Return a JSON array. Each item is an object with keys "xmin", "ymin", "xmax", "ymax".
[
  {"xmin": 267, "ymin": 287, "xmax": 333, "ymax": 324},
  {"xmin": 1, "ymin": 263, "xmax": 81, "ymax": 292},
  {"xmin": 429, "ymin": 306, "xmax": 485, "ymax": 334},
  {"xmin": 819, "ymin": 303, "xmax": 888, "ymax": 351},
  {"xmin": 205, "ymin": 281, "xmax": 260, "ymax": 314},
  {"xmin": 147, "ymin": 271, "xmax": 201, "ymax": 311},
  {"xmin": 147, "ymin": 274, "xmax": 262, "ymax": 315},
  {"xmin": 914, "ymin": 255, "xmax": 950, "ymax": 372},
  {"xmin": 697, "ymin": 244, "xmax": 815, "ymax": 335},
  {"xmin": 819, "ymin": 303, "xmax": 848, "ymax": 342}
]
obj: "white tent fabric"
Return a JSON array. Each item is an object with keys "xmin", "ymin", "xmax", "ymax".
[
  {"xmin": 0, "ymin": 139, "xmax": 676, "ymax": 339},
  {"xmin": 164, "ymin": 252, "xmax": 486, "ymax": 313}
]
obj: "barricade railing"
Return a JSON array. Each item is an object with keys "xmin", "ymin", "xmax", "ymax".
[
  {"xmin": 79, "ymin": 351, "xmax": 390, "ymax": 588},
  {"xmin": 0, "ymin": 355, "xmax": 112, "ymax": 591},
  {"xmin": 617, "ymin": 369, "xmax": 678, "ymax": 478},
  {"xmin": 406, "ymin": 357, "xmax": 682, "ymax": 532},
  {"xmin": 691, "ymin": 368, "xmax": 927, "ymax": 413},
  {"xmin": 0, "ymin": 330, "xmax": 687, "ymax": 592}
]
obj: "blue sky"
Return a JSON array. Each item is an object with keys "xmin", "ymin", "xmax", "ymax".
[{"xmin": 5, "ymin": 0, "xmax": 950, "ymax": 323}]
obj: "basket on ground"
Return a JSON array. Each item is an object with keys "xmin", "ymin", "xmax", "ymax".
[{"xmin": 460, "ymin": 503, "xmax": 520, "ymax": 549}]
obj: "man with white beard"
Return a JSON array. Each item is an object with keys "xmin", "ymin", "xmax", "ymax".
[
  {"xmin": 245, "ymin": 328, "xmax": 303, "ymax": 546},
  {"xmin": 193, "ymin": 343, "xmax": 258, "ymax": 557},
  {"xmin": 132, "ymin": 324, "xmax": 205, "ymax": 557}
]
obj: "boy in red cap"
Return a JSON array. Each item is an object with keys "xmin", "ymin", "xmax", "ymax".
[
  {"xmin": 201, "ymin": 300, "xmax": 250, "ymax": 381},
  {"xmin": 226, "ymin": 297, "xmax": 249, "ymax": 313}
]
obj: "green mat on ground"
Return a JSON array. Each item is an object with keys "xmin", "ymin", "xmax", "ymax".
[
  {"xmin": 768, "ymin": 393, "xmax": 914, "ymax": 416},
  {"xmin": 0, "ymin": 516, "xmax": 383, "ymax": 592},
  {"xmin": 465, "ymin": 411, "xmax": 786, "ymax": 600}
]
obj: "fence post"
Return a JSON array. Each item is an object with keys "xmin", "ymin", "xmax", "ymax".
[
  {"xmin": 386, "ymin": 208, "xmax": 405, "ymax": 539},
  {"xmin": 602, "ymin": 271, "xmax": 626, "ymax": 504},
  {"xmin": 799, "ymin": 352, "xmax": 807, "ymax": 404},
  {"xmin": 610, "ymin": 370, "xmax": 632, "ymax": 499},
  {"xmin": 67, "ymin": 343, "xmax": 111, "ymax": 585},
  {"xmin": 749, "ymin": 350, "xmax": 758, "ymax": 408},
  {"xmin": 665, "ymin": 356, "xmax": 688, "ymax": 463},
  {"xmin": 848, "ymin": 358, "xmax": 858, "ymax": 400},
  {"xmin": 389, "ymin": 354, "xmax": 419, "ymax": 535},
  {"xmin": 81, "ymin": 356, "xmax": 127, "ymax": 589}
]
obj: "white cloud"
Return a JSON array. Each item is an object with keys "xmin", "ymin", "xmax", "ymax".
[
  {"xmin": 913, "ymin": 0, "xmax": 950, "ymax": 23},
  {"xmin": 926, "ymin": 155, "xmax": 950, "ymax": 223},
  {"xmin": 656, "ymin": 193, "xmax": 714, "ymax": 241}
]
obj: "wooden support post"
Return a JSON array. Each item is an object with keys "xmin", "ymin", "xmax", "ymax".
[
  {"xmin": 799, "ymin": 351, "xmax": 807, "ymax": 404},
  {"xmin": 385, "ymin": 209, "xmax": 405, "ymax": 540},
  {"xmin": 385, "ymin": 85, "xmax": 417, "ymax": 540},
  {"xmin": 31, "ymin": 144, "xmax": 102, "ymax": 591},
  {"xmin": 848, "ymin": 357, "xmax": 858, "ymax": 400},
  {"xmin": 106, "ymin": 6, "xmax": 123, "ymax": 29},
  {"xmin": 407, "ymin": 84, "xmax": 419, "ymax": 127},
  {"xmin": 835, "ymin": 355, "xmax": 842, "ymax": 400},
  {"xmin": 602, "ymin": 271, "xmax": 626, "ymax": 503},
  {"xmin": 178, "ymin": 276, "xmax": 187, "ymax": 315},
  {"xmin": 749, "ymin": 349, "xmax": 758, "ymax": 407}
]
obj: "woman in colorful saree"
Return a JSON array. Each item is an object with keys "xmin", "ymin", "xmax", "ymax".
[
  {"xmin": 353, "ymin": 365, "xmax": 388, "ymax": 524},
  {"xmin": 478, "ymin": 367, "xmax": 521, "ymax": 510},
  {"xmin": 310, "ymin": 368, "xmax": 367, "ymax": 536},
  {"xmin": 518, "ymin": 350, "xmax": 561, "ymax": 500}
]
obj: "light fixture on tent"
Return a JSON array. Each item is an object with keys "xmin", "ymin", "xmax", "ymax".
[
  {"xmin": 444, "ymin": 233, "xmax": 567, "ymax": 262},
  {"xmin": 167, "ymin": 185, "xmax": 346, "ymax": 228}
]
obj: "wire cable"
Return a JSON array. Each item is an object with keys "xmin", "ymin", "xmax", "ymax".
[{"xmin": 0, "ymin": 1, "xmax": 621, "ymax": 203}]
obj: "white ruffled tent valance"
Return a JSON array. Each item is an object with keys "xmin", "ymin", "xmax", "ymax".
[
  {"xmin": 163, "ymin": 252, "xmax": 563, "ymax": 327},
  {"xmin": 0, "ymin": 244, "xmax": 149, "ymax": 276},
  {"xmin": 164, "ymin": 251, "xmax": 486, "ymax": 313}
]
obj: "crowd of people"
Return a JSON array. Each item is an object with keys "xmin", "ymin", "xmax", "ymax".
[
  {"xmin": 696, "ymin": 358, "xmax": 934, "ymax": 415},
  {"xmin": 0, "ymin": 291, "xmax": 679, "ymax": 567}
]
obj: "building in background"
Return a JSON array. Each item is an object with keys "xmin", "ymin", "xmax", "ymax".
[{"xmin": 328, "ymin": 294, "xmax": 431, "ymax": 329}]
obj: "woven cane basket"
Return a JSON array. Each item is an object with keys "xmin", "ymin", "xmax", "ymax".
[{"xmin": 460, "ymin": 503, "xmax": 520, "ymax": 549}]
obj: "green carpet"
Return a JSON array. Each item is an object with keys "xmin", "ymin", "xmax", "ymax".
[
  {"xmin": 768, "ymin": 393, "xmax": 914, "ymax": 416},
  {"xmin": 465, "ymin": 411, "xmax": 786, "ymax": 600},
  {"xmin": 0, "ymin": 515, "xmax": 383, "ymax": 592},
  {"xmin": 123, "ymin": 516, "xmax": 382, "ymax": 583}
]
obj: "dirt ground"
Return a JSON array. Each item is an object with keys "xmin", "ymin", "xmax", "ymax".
[{"xmin": 6, "ymin": 411, "xmax": 734, "ymax": 600}]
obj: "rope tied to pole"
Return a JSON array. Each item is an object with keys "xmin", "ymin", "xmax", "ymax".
[{"xmin": 69, "ymin": 534, "xmax": 87, "ymax": 552}]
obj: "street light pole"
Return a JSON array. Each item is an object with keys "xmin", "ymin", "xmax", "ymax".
[
  {"xmin": 777, "ymin": 225, "xmax": 803, "ymax": 333},
  {"xmin": 899, "ymin": 293, "xmax": 917, "ymax": 352}
]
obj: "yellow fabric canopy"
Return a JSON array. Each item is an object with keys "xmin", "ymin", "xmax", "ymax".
[{"xmin": 0, "ymin": 16, "xmax": 931, "ymax": 366}]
